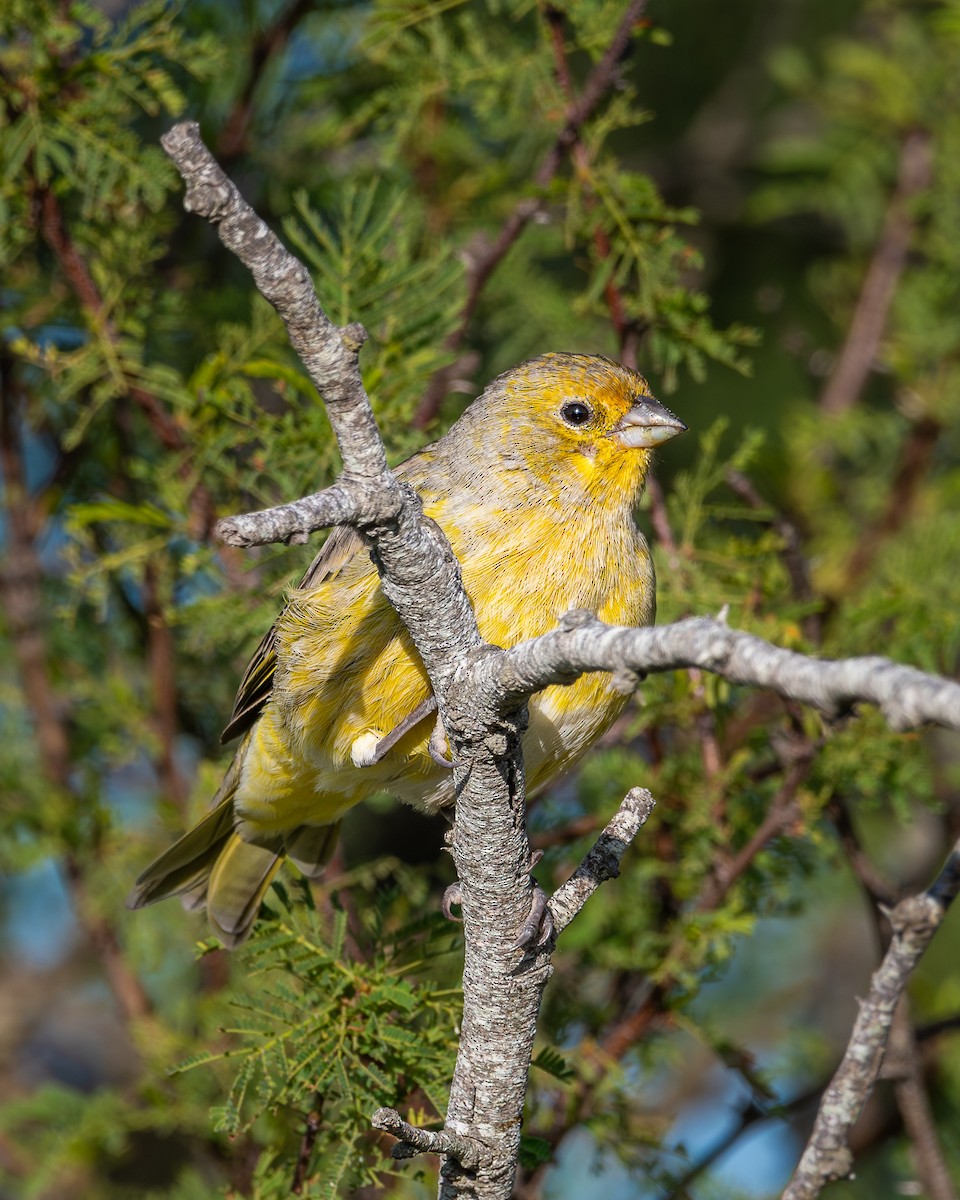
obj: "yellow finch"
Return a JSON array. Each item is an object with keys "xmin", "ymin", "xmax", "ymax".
[{"xmin": 129, "ymin": 353, "xmax": 685, "ymax": 945}]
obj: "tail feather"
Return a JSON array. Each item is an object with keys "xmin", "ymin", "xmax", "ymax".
[
  {"xmin": 126, "ymin": 797, "xmax": 236, "ymax": 909},
  {"xmin": 207, "ymin": 836, "xmax": 283, "ymax": 948},
  {"xmin": 285, "ymin": 821, "xmax": 342, "ymax": 879},
  {"xmin": 129, "ymin": 749, "xmax": 342, "ymax": 946}
]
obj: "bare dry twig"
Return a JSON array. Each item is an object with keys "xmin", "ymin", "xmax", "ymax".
[
  {"xmin": 782, "ymin": 839, "xmax": 960, "ymax": 1199},
  {"xmin": 826, "ymin": 795, "xmax": 956, "ymax": 1198},
  {"xmin": 0, "ymin": 357, "xmax": 153, "ymax": 1025},
  {"xmin": 886, "ymin": 1002, "xmax": 958, "ymax": 1200},
  {"xmin": 548, "ymin": 788, "xmax": 656, "ymax": 934}
]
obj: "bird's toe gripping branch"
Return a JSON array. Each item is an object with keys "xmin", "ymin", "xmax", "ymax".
[{"xmin": 442, "ymin": 851, "xmax": 555, "ymax": 952}]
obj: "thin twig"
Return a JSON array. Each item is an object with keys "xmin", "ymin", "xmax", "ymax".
[
  {"xmin": 885, "ymin": 1002, "xmax": 958, "ymax": 1200},
  {"xmin": 217, "ymin": 0, "xmax": 314, "ymax": 165},
  {"xmin": 841, "ymin": 414, "xmax": 943, "ymax": 590},
  {"xmin": 826, "ymin": 794, "xmax": 898, "ymax": 908},
  {"xmin": 696, "ymin": 750, "xmax": 810, "ymax": 911},
  {"xmin": 39, "ymin": 189, "xmax": 187, "ymax": 451},
  {"xmin": 827, "ymin": 795, "xmax": 955, "ymax": 1198},
  {"xmin": 371, "ymin": 1108, "xmax": 482, "ymax": 1169},
  {"xmin": 725, "ymin": 470, "xmax": 816, "ymax": 611},
  {"xmin": 532, "ymin": 812, "xmax": 601, "ymax": 850},
  {"xmin": 599, "ymin": 750, "xmax": 811, "ymax": 1063},
  {"xmin": 548, "ymin": 788, "xmax": 656, "ymax": 935},
  {"xmin": 544, "ymin": 3, "xmax": 643, "ymax": 361},
  {"xmin": 143, "ymin": 559, "xmax": 187, "ymax": 814},
  {"xmin": 291, "ymin": 1094, "xmax": 324, "ymax": 1195},
  {"xmin": 662, "ymin": 1097, "xmax": 769, "ymax": 1200},
  {"xmin": 782, "ymin": 838, "xmax": 960, "ymax": 1199},
  {"xmin": 0, "ymin": 362, "xmax": 152, "ymax": 1024}
]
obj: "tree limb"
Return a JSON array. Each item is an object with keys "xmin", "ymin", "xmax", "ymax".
[
  {"xmin": 548, "ymin": 787, "xmax": 656, "ymax": 935},
  {"xmin": 493, "ymin": 613, "xmax": 960, "ymax": 733},
  {"xmin": 163, "ymin": 121, "xmax": 548, "ymax": 1200},
  {"xmin": 782, "ymin": 839, "xmax": 960, "ymax": 1199}
]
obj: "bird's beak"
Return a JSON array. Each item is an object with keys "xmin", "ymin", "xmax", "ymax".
[{"xmin": 610, "ymin": 397, "xmax": 687, "ymax": 449}]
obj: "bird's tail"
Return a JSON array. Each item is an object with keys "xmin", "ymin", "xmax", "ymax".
[{"xmin": 127, "ymin": 758, "xmax": 341, "ymax": 947}]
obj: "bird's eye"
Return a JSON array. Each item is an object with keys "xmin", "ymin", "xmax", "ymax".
[{"xmin": 560, "ymin": 400, "xmax": 592, "ymax": 427}]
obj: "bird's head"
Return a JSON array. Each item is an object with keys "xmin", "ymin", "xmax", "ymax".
[{"xmin": 451, "ymin": 353, "xmax": 686, "ymax": 503}]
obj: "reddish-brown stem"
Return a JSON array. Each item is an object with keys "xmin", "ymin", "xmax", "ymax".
[
  {"xmin": 0, "ymin": 367, "xmax": 71, "ymax": 780},
  {"xmin": 698, "ymin": 753, "xmax": 811, "ymax": 911},
  {"xmin": 600, "ymin": 752, "xmax": 812, "ymax": 1060},
  {"xmin": 62, "ymin": 854, "xmax": 153, "ymax": 1022},
  {"xmin": 39, "ymin": 188, "xmax": 186, "ymax": 452},
  {"xmin": 826, "ymin": 795, "xmax": 898, "ymax": 908},
  {"xmin": 819, "ymin": 129, "xmax": 932, "ymax": 416},
  {"xmin": 414, "ymin": 0, "xmax": 649, "ymax": 426},
  {"xmin": 217, "ymin": 0, "xmax": 315, "ymax": 165},
  {"xmin": 532, "ymin": 813, "xmax": 601, "ymax": 850},
  {"xmin": 291, "ymin": 1094, "xmax": 325, "ymax": 1195},
  {"xmin": 841, "ymin": 414, "xmax": 942, "ymax": 590},
  {"xmin": 546, "ymin": 6, "xmax": 640, "ymax": 358},
  {"xmin": 0, "ymin": 362, "xmax": 152, "ymax": 1023},
  {"xmin": 886, "ymin": 1003, "xmax": 958, "ymax": 1200},
  {"xmin": 724, "ymin": 470, "xmax": 816, "ymax": 608},
  {"xmin": 143, "ymin": 560, "xmax": 187, "ymax": 814}
]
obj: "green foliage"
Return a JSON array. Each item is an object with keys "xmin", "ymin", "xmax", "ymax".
[{"xmin": 176, "ymin": 885, "xmax": 460, "ymax": 1195}]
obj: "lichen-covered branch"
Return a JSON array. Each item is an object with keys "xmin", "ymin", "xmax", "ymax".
[
  {"xmin": 548, "ymin": 788, "xmax": 656, "ymax": 935},
  {"xmin": 217, "ymin": 481, "xmax": 364, "ymax": 547},
  {"xmin": 493, "ymin": 613, "xmax": 960, "ymax": 734},
  {"xmin": 162, "ymin": 121, "xmax": 548, "ymax": 1200},
  {"xmin": 371, "ymin": 1108, "xmax": 482, "ymax": 1169},
  {"xmin": 782, "ymin": 840, "xmax": 960, "ymax": 1200},
  {"xmin": 160, "ymin": 122, "xmax": 480, "ymax": 692}
]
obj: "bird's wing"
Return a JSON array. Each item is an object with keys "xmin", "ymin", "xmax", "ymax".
[{"xmin": 219, "ymin": 524, "xmax": 364, "ymax": 744}]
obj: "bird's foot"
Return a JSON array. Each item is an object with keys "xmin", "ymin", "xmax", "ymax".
[
  {"xmin": 442, "ymin": 882, "xmax": 463, "ymax": 922},
  {"xmin": 512, "ymin": 882, "xmax": 555, "ymax": 951},
  {"xmin": 441, "ymin": 851, "xmax": 555, "ymax": 950}
]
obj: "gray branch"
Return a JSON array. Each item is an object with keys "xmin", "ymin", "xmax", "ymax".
[
  {"xmin": 162, "ymin": 121, "xmax": 564, "ymax": 1200},
  {"xmin": 160, "ymin": 123, "xmax": 386, "ymax": 484},
  {"xmin": 161, "ymin": 122, "xmax": 480, "ymax": 700},
  {"xmin": 371, "ymin": 1108, "xmax": 482, "ymax": 1169},
  {"xmin": 782, "ymin": 840, "xmax": 960, "ymax": 1199},
  {"xmin": 492, "ymin": 612, "xmax": 960, "ymax": 733},
  {"xmin": 549, "ymin": 787, "xmax": 656, "ymax": 935},
  {"xmin": 217, "ymin": 481, "xmax": 363, "ymax": 547}
]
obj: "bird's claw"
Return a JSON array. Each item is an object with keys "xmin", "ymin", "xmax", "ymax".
[
  {"xmin": 512, "ymin": 849, "xmax": 553, "ymax": 950},
  {"xmin": 429, "ymin": 715, "xmax": 456, "ymax": 769},
  {"xmin": 512, "ymin": 881, "xmax": 555, "ymax": 951},
  {"xmin": 441, "ymin": 851, "xmax": 555, "ymax": 949},
  {"xmin": 442, "ymin": 882, "xmax": 462, "ymax": 922}
]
